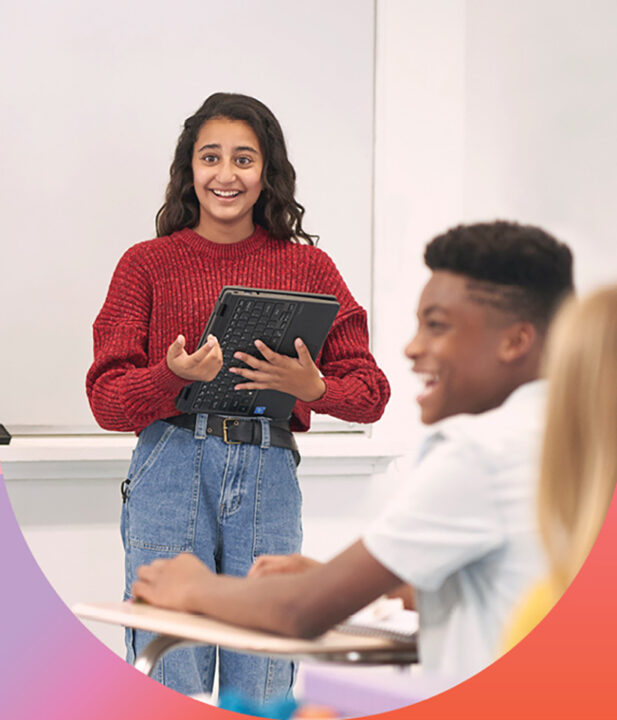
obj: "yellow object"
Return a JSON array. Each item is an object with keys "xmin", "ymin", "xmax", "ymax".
[{"xmin": 502, "ymin": 578, "xmax": 559, "ymax": 653}]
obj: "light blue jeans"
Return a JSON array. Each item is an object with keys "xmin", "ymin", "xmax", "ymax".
[{"xmin": 120, "ymin": 414, "xmax": 302, "ymax": 701}]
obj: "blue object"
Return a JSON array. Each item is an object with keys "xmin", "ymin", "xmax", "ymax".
[
  {"xmin": 121, "ymin": 417, "xmax": 302, "ymax": 697},
  {"xmin": 218, "ymin": 690, "xmax": 298, "ymax": 719},
  {"xmin": 254, "ymin": 406, "xmax": 267, "ymax": 415}
]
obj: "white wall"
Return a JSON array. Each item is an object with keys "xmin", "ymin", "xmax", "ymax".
[
  {"xmin": 371, "ymin": 0, "xmax": 467, "ymax": 450},
  {"xmin": 462, "ymin": 0, "xmax": 617, "ymax": 292},
  {"xmin": 5, "ymin": 0, "xmax": 617, "ymax": 659}
]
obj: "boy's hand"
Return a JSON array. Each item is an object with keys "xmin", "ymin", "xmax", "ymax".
[
  {"xmin": 248, "ymin": 553, "xmax": 322, "ymax": 578},
  {"xmin": 167, "ymin": 334, "xmax": 223, "ymax": 382},
  {"xmin": 387, "ymin": 583, "xmax": 416, "ymax": 610},
  {"xmin": 230, "ymin": 338, "xmax": 326, "ymax": 403},
  {"xmin": 132, "ymin": 553, "xmax": 212, "ymax": 613}
]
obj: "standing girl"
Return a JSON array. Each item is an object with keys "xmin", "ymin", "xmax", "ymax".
[{"xmin": 86, "ymin": 92, "xmax": 390, "ymax": 702}]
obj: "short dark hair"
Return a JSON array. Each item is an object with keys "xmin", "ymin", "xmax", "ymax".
[
  {"xmin": 424, "ymin": 221, "xmax": 574, "ymax": 329},
  {"xmin": 155, "ymin": 92, "xmax": 317, "ymax": 244}
]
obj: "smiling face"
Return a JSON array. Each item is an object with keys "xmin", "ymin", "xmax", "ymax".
[
  {"xmin": 191, "ymin": 116, "xmax": 264, "ymax": 242},
  {"xmin": 405, "ymin": 271, "xmax": 516, "ymax": 424}
]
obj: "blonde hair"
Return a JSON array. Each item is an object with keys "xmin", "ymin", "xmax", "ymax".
[{"xmin": 539, "ymin": 286, "xmax": 617, "ymax": 593}]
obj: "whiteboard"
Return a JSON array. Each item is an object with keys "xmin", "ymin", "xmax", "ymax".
[{"xmin": 0, "ymin": 0, "xmax": 375, "ymax": 431}]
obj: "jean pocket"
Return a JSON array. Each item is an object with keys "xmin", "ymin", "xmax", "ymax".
[
  {"xmin": 284, "ymin": 448, "xmax": 303, "ymax": 504},
  {"xmin": 126, "ymin": 421, "xmax": 176, "ymax": 496},
  {"xmin": 126, "ymin": 424, "xmax": 200, "ymax": 553},
  {"xmin": 253, "ymin": 447, "xmax": 303, "ymax": 559}
]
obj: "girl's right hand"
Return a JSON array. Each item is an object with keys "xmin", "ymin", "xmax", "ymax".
[{"xmin": 166, "ymin": 334, "xmax": 223, "ymax": 382}]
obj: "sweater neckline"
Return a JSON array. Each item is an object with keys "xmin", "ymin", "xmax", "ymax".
[{"xmin": 175, "ymin": 225, "xmax": 270, "ymax": 260}]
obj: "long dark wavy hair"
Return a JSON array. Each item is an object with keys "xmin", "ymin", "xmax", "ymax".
[{"xmin": 155, "ymin": 93, "xmax": 317, "ymax": 244}]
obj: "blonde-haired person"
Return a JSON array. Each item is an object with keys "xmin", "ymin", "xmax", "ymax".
[{"xmin": 504, "ymin": 285, "xmax": 617, "ymax": 650}]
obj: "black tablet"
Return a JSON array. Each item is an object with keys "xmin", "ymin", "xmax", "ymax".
[{"xmin": 175, "ymin": 286, "xmax": 340, "ymax": 420}]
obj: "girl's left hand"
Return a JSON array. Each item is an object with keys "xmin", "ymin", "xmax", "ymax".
[{"xmin": 230, "ymin": 338, "xmax": 326, "ymax": 403}]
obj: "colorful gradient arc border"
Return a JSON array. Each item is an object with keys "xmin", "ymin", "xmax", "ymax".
[{"xmin": 1, "ymin": 466, "xmax": 616, "ymax": 720}]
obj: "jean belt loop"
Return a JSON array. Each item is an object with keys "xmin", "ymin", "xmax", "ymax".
[
  {"xmin": 259, "ymin": 417, "xmax": 271, "ymax": 449},
  {"xmin": 194, "ymin": 413, "xmax": 208, "ymax": 440}
]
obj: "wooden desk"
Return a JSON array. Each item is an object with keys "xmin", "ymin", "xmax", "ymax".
[{"xmin": 73, "ymin": 601, "xmax": 418, "ymax": 676}]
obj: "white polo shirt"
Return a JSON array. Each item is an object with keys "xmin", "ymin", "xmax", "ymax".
[{"xmin": 363, "ymin": 381, "xmax": 547, "ymax": 682}]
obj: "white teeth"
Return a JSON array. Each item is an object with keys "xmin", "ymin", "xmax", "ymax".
[
  {"xmin": 212, "ymin": 189, "xmax": 240, "ymax": 197},
  {"xmin": 418, "ymin": 372, "xmax": 439, "ymax": 387}
]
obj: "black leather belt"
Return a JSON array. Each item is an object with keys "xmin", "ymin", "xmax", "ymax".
[{"xmin": 162, "ymin": 414, "xmax": 300, "ymax": 465}]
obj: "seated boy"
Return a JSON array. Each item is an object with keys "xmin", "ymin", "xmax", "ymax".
[{"xmin": 132, "ymin": 221, "xmax": 574, "ymax": 683}]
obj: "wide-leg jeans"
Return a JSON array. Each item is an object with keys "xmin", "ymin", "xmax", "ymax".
[{"xmin": 120, "ymin": 414, "xmax": 302, "ymax": 701}]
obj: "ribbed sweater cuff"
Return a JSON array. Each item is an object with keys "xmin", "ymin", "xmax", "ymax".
[
  {"xmin": 303, "ymin": 377, "xmax": 347, "ymax": 414},
  {"xmin": 149, "ymin": 359, "xmax": 192, "ymax": 396}
]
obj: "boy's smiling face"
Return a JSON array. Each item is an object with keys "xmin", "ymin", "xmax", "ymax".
[{"xmin": 405, "ymin": 271, "xmax": 515, "ymax": 424}]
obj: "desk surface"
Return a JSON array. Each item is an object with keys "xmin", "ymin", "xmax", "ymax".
[{"xmin": 74, "ymin": 601, "xmax": 417, "ymax": 660}]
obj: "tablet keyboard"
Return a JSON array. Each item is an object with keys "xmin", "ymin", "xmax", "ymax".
[{"xmin": 192, "ymin": 298, "xmax": 297, "ymax": 414}]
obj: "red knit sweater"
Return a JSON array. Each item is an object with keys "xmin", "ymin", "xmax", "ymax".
[{"xmin": 86, "ymin": 226, "xmax": 390, "ymax": 434}]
